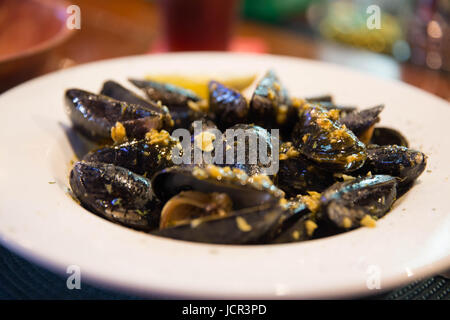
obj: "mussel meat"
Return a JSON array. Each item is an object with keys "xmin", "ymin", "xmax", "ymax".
[{"xmin": 150, "ymin": 165, "xmax": 284, "ymax": 244}]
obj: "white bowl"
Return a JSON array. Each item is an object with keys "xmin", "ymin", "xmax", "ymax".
[{"xmin": 0, "ymin": 53, "xmax": 448, "ymax": 299}]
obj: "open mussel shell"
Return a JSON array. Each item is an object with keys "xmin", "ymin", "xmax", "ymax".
[
  {"xmin": 292, "ymin": 104, "xmax": 367, "ymax": 172},
  {"xmin": 100, "ymin": 80, "xmax": 166, "ymax": 114},
  {"xmin": 70, "ymin": 161, "xmax": 160, "ymax": 230},
  {"xmin": 355, "ymin": 145, "xmax": 427, "ymax": 191},
  {"xmin": 208, "ymin": 80, "xmax": 249, "ymax": 130},
  {"xmin": 370, "ymin": 127, "xmax": 409, "ymax": 147},
  {"xmin": 129, "ymin": 78, "xmax": 205, "ymax": 128},
  {"xmin": 65, "ymin": 89, "xmax": 168, "ymax": 143},
  {"xmin": 339, "ymin": 105, "xmax": 384, "ymax": 144},
  {"xmin": 319, "ymin": 175, "xmax": 397, "ymax": 229},
  {"xmin": 82, "ymin": 138, "xmax": 179, "ymax": 178},
  {"xmin": 153, "ymin": 203, "xmax": 283, "ymax": 244},
  {"xmin": 150, "ymin": 166, "xmax": 284, "ymax": 244},
  {"xmin": 152, "ymin": 166, "xmax": 279, "ymax": 206}
]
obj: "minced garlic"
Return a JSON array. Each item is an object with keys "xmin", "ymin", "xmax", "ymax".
[
  {"xmin": 145, "ymin": 129, "xmax": 171, "ymax": 145},
  {"xmin": 305, "ymin": 220, "xmax": 318, "ymax": 237},
  {"xmin": 317, "ymin": 118, "xmax": 332, "ymax": 130},
  {"xmin": 302, "ymin": 191, "xmax": 321, "ymax": 213},
  {"xmin": 302, "ymin": 134, "xmax": 310, "ymax": 144},
  {"xmin": 194, "ymin": 131, "xmax": 216, "ymax": 152},
  {"xmin": 345, "ymin": 154, "xmax": 360, "ymax": 164},
  {"xmin": 276, "ymin": 104, "xmax": 288, "ymax": 124},
  {"xmin": 291, "ymin": 97, "xmax": 305, "ymax": 108},
  {"xmin": 236, "ymin": 216, "xmax": 252, "ymax": 232},
  {"xmin": 111, "ymin": 122, "xmax": 127, "ymax": 143},
  {"xmin": 286, "ymin": 146, "xmax": 300, "ymax": 158},
  {"xmin": 328, "ymin": 109, "xmax": 340, "ymax": 121},
  {"xmin": 190, "ymin": 218, "xmax": 203, "ymax": 228},
  {"xmin": 360, "ymin": 215, "xmax": 376, "ymax": 228},
  {"xmin": 192, "ymin": 167, "xmax": 208, "ymax": 180},
  {"xmin": 342, "ymin": 217, "xmax": 352, "ymax": 229},
  {"xmin": 273, "ymin": 82, "xmax": 281, "ymax": 92},
  {"xmin": 206, "ymin": 164, "xmax": 223, "ymax": 180}
]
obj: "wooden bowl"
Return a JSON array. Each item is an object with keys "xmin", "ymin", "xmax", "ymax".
[{"xmin": 0, "ymin": 0, "xmax": 73, "ymax": 92}]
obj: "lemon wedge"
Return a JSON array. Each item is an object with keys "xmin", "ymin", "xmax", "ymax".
[{"xmin": 144, "ymin": 74, "xmax": 256, "ymax": 99}]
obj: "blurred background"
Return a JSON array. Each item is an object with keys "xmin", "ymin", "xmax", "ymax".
[{"xmin": 0, "ymin": 0, "xmax": 449, "ymax": 99}]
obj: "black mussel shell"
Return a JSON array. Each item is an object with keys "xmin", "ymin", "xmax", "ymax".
[
  {"xmin": 265, "ymin": 197, "xmax": 317, "ymax": 243},
  {"xmin": 151, "ymin": 166, "xmax": 284, "ymax": 244},
  {"xmin": 275, "ymin": 155, "xmax": 334, "ymax": 198},
  {"xmin": 100, "ymin": 80, "xmax": 166, "ymax": 114},
  {"xmin": 370, "ymin": 127, "xmax": 409, "ymax": 147},
  {"xmin": 355, "ymin": 145, "xmax": 427, "ymax": 190},
  {"xmin": 152, "ymin": 166, "xmax": 280, "ymax": 207},
  {"xmin": 70, "ymin": 161, "xmax": 160, "ymax": 230},
  {"xmin": 339, "ymin": 105, "xmax": 384, "ymax": 144},
  {"xmin": 152, "ymin": 203, "xmax": 283, "ymax": 244},
  {"xmin": 82, "ymin": 138, "xmax": 179, "ymax": 178},
  {"xmin": 224, "ymin": 124, "xmax": 279, "ymax": 176},
  {"xmin": 129, "ymin": 78, "xmax": 204, "ymax": 128},
  {"xmin": 65, "ymin": 89, "xmax": 168, "ymax": 142},
  {"xmin": 208, "ymin": 81, "xmax": 249, "ymax": 130},
  {"xmin": 319, "ymin": 175, "xmax": 397, "ymax": 229},
  {"xmin": 305, "ymin": 94, "xmax": 333, "ymax": 103},
  {"xmin": 249, "ymin": 70, "xmax": 290, "ymax": 129},
  {"xmin": 292, "ymin": 104, "xmax": 367, "ymax": 172}
]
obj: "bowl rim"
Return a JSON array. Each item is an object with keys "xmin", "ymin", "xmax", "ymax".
[{"xmin": 0, "ymin": 0, "xmax": 75, "ymax": 64}]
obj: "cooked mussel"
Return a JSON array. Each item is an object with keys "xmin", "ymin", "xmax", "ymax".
[
  {"xmin": 70, "ymin": 161, "xmax": 160, "ymax": 230},
  {"xmin": 305, "ymin": 95, "xmax": 357, "ymax": 117},
  {"xmin": 292, "ymin": 103, "xmax": 367, "ymax": 172},
  {"xmin": 319, "ymin": 175, "xmax": 397, "ymax": 229},
  {"xmin": 65, "ymin": 89, "xmax": 172, "ymax": 143},
  {"xmin": 150, "ymin": 165, "xmax": 284, "ymax": 244},
  {"xmin": 249, "ymin": 70, "xmax": 290, "ymax": 129},
  {"xmin": 276, "ymin": 143, "xmax": 334, "ymax": 197},
  {"xmin": 208, "ymin": 81, "xmax": 249, "ymax": 130},
  {"xmin": 355, "ymin": 144, "xmax": 427, "ymax": 190},
  {"xmin": 370, "ymin": 127, "xmax": 409, "ymax": 147},
  {"xmin": 129, "ymin": 78, "xmax": 205, "ymax": 128},
  {"xmin": 223, "ymin": 124, "xmax": 279, "ymax": 176},
  {"xmin": 266, "ymin": 196, "xmax": 319, "ymax": 243},
  {"xmin": 82, "ymin": 130, "xmax": 181, "ymax": 178},
  {"xmin": 339, "ymin": 105, "xmax": 384, "ymax": 144},
  {"xmin": 100, "ymin": 80, "xmax": 169, "ymax": 115}
]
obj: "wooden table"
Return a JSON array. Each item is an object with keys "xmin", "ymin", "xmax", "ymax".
[{"xmin": 3, "ymin": 0, "xmax": 450, "ymax": 101}]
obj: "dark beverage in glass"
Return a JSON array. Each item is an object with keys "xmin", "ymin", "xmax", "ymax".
[{"xmin": 159, "ymin": 0, "xmax": 238, "ymax": 51}]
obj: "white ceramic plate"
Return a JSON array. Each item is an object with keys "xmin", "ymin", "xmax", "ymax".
[{"xmin": 0, "ymin": 53, "xmax": 449, "ymax": 299}]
